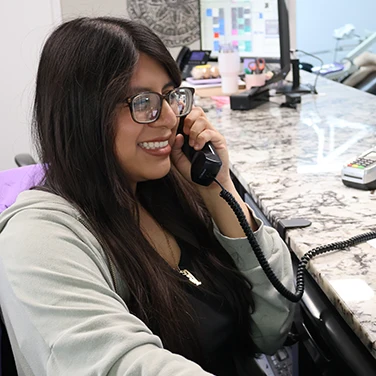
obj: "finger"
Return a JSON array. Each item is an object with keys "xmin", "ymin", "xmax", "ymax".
[
  {"xmin": 188, "ymin": 118, "xmax": 208, "ymax": 147},
  {"xmin": 193, "ymin": 129, "xmax": 226, "ymax": 151},
  {"xmin": 183, "ymin": 108, "xmax": 218, "ymax": 147},
  {"xmin": 183, "ymin": 107, "xmax": 213, "ymax": 135}
]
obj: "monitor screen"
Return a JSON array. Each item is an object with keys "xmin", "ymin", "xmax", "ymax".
[{"xmin": 200, "ymin": 0, "xmax": 280, "ymax": 59}]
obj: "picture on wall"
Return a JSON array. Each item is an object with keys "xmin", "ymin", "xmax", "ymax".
[{"xmin": 127, "ymin": 0, "xmax": 200, "ymax": 47}]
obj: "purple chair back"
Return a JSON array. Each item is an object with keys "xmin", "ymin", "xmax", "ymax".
[
  {"xmin": 0, "ymin": 165, "xmax": 44, "ymax": 214},
  {"xmin": 0, "ymin": 165, "xmax": 43, "ymax": 375}
]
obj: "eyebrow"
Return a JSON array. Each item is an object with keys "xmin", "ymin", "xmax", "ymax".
[{"xmin": 128, "ymin": 81, "xmax": 175, "ymax": 97}]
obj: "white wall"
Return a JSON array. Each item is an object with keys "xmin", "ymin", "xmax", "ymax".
[
  {"xmin": 0, "ymin": 0, "xmax": 61, "ymax": 170},
  {"xmin": 296, "ymin": 0, "xmax": 376, "ymax": 66},
  {"xmin": 61, "ymin": 0, "xmax": 127, "ymax": 19}
]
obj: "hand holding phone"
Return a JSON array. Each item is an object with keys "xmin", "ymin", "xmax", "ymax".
[{"xmin": 176, "ymin": 116, "xmax": 222, "ymax": 186}]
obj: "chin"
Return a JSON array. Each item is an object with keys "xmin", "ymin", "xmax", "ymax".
[{"xmin": 140, "ymin": 164, "xmax": 171, "ymax": 181}]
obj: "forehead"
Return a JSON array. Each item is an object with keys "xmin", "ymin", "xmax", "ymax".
[{"xmin": 129, "ymin": 54, "xmax": 174, "ymax": 95}]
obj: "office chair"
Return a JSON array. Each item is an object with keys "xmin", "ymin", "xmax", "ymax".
[
  {"xmin": 14, "ymin": 153, "xmax": 36, "ymax": 167},
  {"xmin": 340, "ymin": 52, "xmax": 376, "ymax": 96},
  {"xmin": 353, "ymin": 70, "xmax": 376, "ymax": 95},
  {"xmin": 0, "ymin": 163, "xmax": 43, "ymax": 376},
  {"xmin": 0, "ymin": 165, "xmax": 43, "ymax": 213}
]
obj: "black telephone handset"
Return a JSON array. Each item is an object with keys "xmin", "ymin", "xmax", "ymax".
[{"xmin": 177, "ymin": 117, "xmax": 222, "ymax": 186}]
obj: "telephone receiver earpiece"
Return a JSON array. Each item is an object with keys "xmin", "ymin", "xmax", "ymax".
[{"xmin": 177, "ymin": 116, "xmax": 222, "ymax": 186}]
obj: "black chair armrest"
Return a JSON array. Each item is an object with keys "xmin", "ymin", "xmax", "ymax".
[{"xmin": 14, "ymin": 154, "xmax": 36, "ymax": 167}]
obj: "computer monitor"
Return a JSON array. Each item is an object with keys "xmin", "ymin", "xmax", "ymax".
[{"xmin": 199, "ymin": 0, "xmax": 291, "ymax": 84}]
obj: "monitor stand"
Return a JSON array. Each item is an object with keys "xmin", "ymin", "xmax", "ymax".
[{"xmin": 277, "ymin": 59, "xmax": 316, "ymax": 95}]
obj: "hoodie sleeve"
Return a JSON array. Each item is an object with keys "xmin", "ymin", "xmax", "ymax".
[
  {"xmin": 0, "ymin": 206, "xmax": 213, "ymax": 376},
  {"xmin": 213, "ymin": 204, "xmax": 295, "ymax": 355}
]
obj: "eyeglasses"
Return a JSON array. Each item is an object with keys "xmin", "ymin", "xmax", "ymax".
[{"xmin": 123, "ymin": 87, "xmax": 195, "ymax": 124}]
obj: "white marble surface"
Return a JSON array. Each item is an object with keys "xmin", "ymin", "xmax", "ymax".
[{"xmin": 195, "ymin": 74, "xmax": 376, "ymax": 358}]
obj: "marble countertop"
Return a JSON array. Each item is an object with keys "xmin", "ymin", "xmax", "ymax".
[{"xmin": 195, "ymin": 74, "xmax": 376, "ymax": 358}]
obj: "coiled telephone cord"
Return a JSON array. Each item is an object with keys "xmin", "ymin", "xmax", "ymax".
[{"xmin": 214, "ymin": 178, "xmax": 376, "ymax": 303}]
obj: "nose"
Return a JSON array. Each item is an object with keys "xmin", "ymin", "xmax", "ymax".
[{"xmin": 150, "ymin": 99, "xmax": 178, "ymax": 129}]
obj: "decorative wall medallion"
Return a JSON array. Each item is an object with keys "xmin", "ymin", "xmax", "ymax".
[{"xmin": 127, "ymin": 0, "xmax": 200, "ymax": 47}]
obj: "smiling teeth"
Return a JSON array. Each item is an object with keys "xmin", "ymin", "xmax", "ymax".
[{"xmin": 139, "ymin": 140, "xmax": 169, "ymax": 150}]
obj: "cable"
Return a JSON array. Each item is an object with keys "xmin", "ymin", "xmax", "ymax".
[
  {"xmin": 292, "ymin": 49, "xmax": 324, "ymax": 94},
  {"xmin": 213, "ymin": 177, "xmax": 376, "ymax": 303}
]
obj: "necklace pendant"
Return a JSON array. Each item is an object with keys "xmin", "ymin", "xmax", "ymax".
[{"xmin": 179, "ymin": 269, "xmax": 202, "ymax": 286}]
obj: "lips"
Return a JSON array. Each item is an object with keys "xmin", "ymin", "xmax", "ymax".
[{"xmin": 137, "ymin": 136, "xmax": 172, "ymax": 157}]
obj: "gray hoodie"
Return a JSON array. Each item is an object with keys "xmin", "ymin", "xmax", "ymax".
[{"xmin": 0, "ymin": 190, "xmax": 294, "ymax": 376}]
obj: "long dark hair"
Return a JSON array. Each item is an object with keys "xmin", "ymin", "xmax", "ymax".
[{"xmin": 33, "ymin": 17, "xmax": 256, "ymax": 363}]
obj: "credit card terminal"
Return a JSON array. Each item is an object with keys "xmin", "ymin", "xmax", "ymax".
[{"xmin": 341, "ymin": 147, "xmax": 376, "ymax": 190}]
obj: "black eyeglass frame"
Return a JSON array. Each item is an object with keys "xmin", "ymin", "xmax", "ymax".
[{"xmin": 123, "ymin": 87, "xmax": 195, "ymax": 124}]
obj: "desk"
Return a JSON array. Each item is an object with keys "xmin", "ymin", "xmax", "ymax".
[{"xmin": 195, "ymin": 72, "xmax": 376, "ymax": 374}]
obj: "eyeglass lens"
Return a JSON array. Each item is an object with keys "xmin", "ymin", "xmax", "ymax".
[{"xmin": 131, "ymin": 88, "xmax": 193, "ymax": 123}]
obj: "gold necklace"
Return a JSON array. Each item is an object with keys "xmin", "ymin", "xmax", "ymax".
[{"xmin": 162, "ymin": 230, "xmax": 202, "ymax": 287}]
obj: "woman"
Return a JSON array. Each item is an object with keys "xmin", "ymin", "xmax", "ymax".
[{"xmin": 0, "ymin": 17, "xmax": 294, "ymax": 375}]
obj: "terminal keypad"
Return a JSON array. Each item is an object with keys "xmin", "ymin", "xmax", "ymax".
[{"xmin": 348, "ymin": 157, "xmax": 376, "ymax": 169}]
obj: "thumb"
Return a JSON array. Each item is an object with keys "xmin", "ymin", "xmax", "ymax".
[
  {"xmin": 171, "ymin": 133, "xmax": 184, "ymax": 151},
  {"xmin": 171, "ymin": 133, "xmax": 185, "ymax": 162},
  {"xmin": 170, "ymin": 134, "xmax": 191, "ymax": 179}
]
